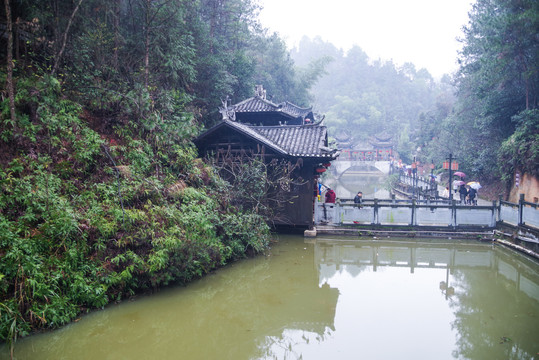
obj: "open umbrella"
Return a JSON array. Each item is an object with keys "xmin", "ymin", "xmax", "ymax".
[
  {"xmin": 453, "ymin": 171, "xmax": 466, "ymax": 178},
  {"xmin": 453, "ymin": 180, "xmax": 465, "ymax": 186},
  {"xmin": 467, "ymin": 181, "xmax": 482, "ymax": 190}
]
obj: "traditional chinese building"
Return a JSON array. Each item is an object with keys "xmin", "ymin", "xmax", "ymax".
[
  {"xmin": 221, "ymin": 85, "xmax": 318, "ymax": 126},
  {"xmin": 338, "ymin": 131, "xmax": 394, "ymax": 161},
  {"xmin": 195, "ymin": 86, "xmax": 339, "ymax": 228}
]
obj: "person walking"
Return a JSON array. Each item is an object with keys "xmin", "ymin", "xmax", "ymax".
[
  {"xmin": 468, "ymin": 186, "xmax": 477, "ymax": 205},
  {"xmin": 354, "ymin": 191, "xmax": 363, "ymax": 206},
  {"xmin": 325, "ymin": 188, "xmax": 336, "ymax": 203},
  {"xmin": 441, "ymin": 186, "xmax": 449, "ymax": 199},
  {"xmin": 458, "ymin": 184, "xmax": 468, "ymax": 205}
]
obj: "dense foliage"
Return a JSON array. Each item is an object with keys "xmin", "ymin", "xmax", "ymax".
[
  {"xmin": 0, "ymin": 0, "xmax": 327, "ymax": 351},
  {"xmin": 0, "ymin": 73, "xmax": 270, "ymax": 347}
]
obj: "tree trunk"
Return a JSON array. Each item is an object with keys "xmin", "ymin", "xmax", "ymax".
[
  {"xmin": 144, "ymin": 0, "xmax": 150, "ymax": 88},
  {"xmin": 51, "ymin": 0, "xmax": 84, "ymax": 76},
  {"xmin": 113, "ymin": 0, "xmax": 121, "ymax": 71},
  {"xmin": 4, "ymin": 0, "xmax": 17, "ymax": 124}
]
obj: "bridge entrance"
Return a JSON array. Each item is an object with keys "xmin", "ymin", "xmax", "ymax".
[{"xmin": 332, "ymin": 160, "xmax": 392, "ymax": 178}]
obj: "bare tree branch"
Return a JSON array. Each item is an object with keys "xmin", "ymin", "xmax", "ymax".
[
  {"xmin": 4, "ymin": 0, "xmax": 16, "ymax": 125},
  {"xmin": 51, "ymin": 0, "xmax": 84, "ymax": 76}
]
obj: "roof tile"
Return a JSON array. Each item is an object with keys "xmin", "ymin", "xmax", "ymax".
[{"xmin": 197, "ymin": 120, "xmax": 338, "ymax": 159}]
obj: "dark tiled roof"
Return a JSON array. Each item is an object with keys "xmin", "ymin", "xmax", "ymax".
[
  {"xmin": 196, "ymin": 120, "xmax": 339, "ymax": 159},
  {"xmin": 233, "ymin": 97, "xmax": 276, "ymax": 113},
  {"xmin": 280, "ymin": 101, "xmax": 313, "ymax": 118},
  {"xmin": 255, "ymin": 125, "xmax": 330, "ymax": 157},
  {"xmin": 373, "ymin": 131, "xmax": 393, "ymax": 142},
  {"xmin": 231, "ymin": 97, "xmax": 312, "ymax": 119},
  {"xmin": 224, "ymin": 121, "xmax": 288, "ymax": 155}
]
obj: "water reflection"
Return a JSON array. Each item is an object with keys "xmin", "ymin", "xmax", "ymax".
[
  {"xmin": 2, "ymin": 237, "xmax": 539, "ymax": 360},
  {"xmin": 263, "ymin": 238, "xmax": 539, "ymax": 359}
]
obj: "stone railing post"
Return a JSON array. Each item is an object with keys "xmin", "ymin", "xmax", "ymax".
[
  {"xmin": 518, "ymin": 193, "xmax": 525, "ymax": 226},
  {"xmin": 491, "ymin": 200, "xmax": 497, "ymax": 227},
  {"xmin": 373, "ymin": 199, "xmax": 378, "ymax": 225},
  {"xmin": 451, "ymin": 200, "xmax": 457, "ymax": 228},
  {"xmin": 410, "ymin": 199, "xmax": 416, "ymax": 226},
  {"xmin": 498, "ymin": 194, "xmax": 503, "ymax": 222}
]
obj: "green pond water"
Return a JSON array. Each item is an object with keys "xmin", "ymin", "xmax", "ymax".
[{"xmin": 2, "ymin": 235, "xmax": 539, "ymax": 360}]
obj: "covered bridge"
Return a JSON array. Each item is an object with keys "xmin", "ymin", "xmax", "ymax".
[{"xmin": 195, "ymin": 87, "xmax": 339, "ymax": 228}]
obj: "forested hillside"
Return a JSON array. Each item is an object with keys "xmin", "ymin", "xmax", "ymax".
[
  {"xmin": 0, "ymin": 0, "xmax": 327, "ymax": 350},
  {"xmin": 291, "ymin": 37, "xmax": 455, "ymax": 164},
  {"xmin": 291, "ymin": 0, "xmax": 538, "ymax": 190}
]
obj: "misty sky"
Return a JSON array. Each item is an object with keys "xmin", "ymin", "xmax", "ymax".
[{"xmin": 258, "ymin": 0, "xmax": 474, "ymax": 77}]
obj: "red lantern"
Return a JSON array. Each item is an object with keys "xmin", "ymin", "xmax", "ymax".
[
  {"xmin": 443, "ymin": 161, "xmax": 449, "ymax": 169},
  {"xmin": 451, "ymin": 162, "xmax": 459, "ymax": 170},
  {"xmin": 316, "ymin": 167, "xmax": 326, "ymax": 173}
]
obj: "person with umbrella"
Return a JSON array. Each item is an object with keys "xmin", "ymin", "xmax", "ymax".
[
  {"xmin": 468, "ymin": 186, "xmax": 477, "ymax": 205},
  {"xmin": 458, "ymin": 184, "xmax": 468, "ymax": 204},
  {"xmin": 467, "ymin": 182, "xmax": 481, "ymax": 205},
  {"xmin": 453, "ymin": 180, "xmax": 465, "ymax": 195}
]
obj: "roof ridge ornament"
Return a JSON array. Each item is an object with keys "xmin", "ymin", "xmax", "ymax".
[
  {"xmin": 254, "ymin": 84, "xmax": 266, "ymax": 100},
  {"xmin": 219, "ymin": 96, "xmax": 236, "ymax": 121}
]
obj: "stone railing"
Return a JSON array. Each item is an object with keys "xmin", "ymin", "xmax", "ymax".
[
  {"xmin": 498, "ymin": 194, "xmax": 539, "ymax": 229},
  {"xmin": 315, "ymin": 197, "xmax": 501, "ymax": 229}
]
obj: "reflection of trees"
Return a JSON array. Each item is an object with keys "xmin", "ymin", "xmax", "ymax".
[
  {"xmin": 256, "ymin": 327, "xmax": 334, "ymax": 359},
  {"xmin": 449, "ymin": 265, "xmax": 539, "ymax": 359},
  {"xmin": 314, "ymin": 239, "xmax": 539, "ymax": 359},
  {"xmin": 9, "ymin": 237, "xmax": 339, "ymax": 359}
]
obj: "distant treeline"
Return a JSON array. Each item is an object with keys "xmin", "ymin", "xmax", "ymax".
[{"xmin": 291, "ymin": 0, "xmax": 538, "ymax": 187}]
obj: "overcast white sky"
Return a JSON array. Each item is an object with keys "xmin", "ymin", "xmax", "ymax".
[{"xmin": 257, "ymin": 0, "xmax": 474, "ymax": 77}]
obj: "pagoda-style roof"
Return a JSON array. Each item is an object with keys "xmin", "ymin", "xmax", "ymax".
[
  {"xmin": 195, "ymin": 120, "xmax": 339, "ymax": 159},
  {"xmin": 232, "ymin": 97, "xmax": 313, "ymax": 119},
  {"xmin": 220, "ymin": 85, "xmax": 318, "ymax": 126},
  {"xmin": 372, "ymin": 131, "xmax": 392, "ymax": 142},
  {"xmin": 368, "ymin": 131, "xmax": 393, "ymax": 149},
  {"xmin": 334, "ymin": 130, "xmax": 351, "ymax": 142}
]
